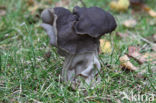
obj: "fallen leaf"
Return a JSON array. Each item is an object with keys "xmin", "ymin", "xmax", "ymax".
[
  {"xmin": 116, "ymin": 32, "xmax": 129, "ymax": 39},
  {"xmin": 100, "ymin": 39, "xmax": 112, "ymax": 54},
  {"xmin": 123, "ymin": 19, "xmax": 137, "ymax": 28},
  {"xmin": 128, "ymin": 46, "xmax": 146, "ymax": 64},
  {"xmin": 120, "ymin": 55, "xmax": 138, "ymax": 71},
  {"xmin": 128, "ymin": 46, "xmax": 139, "ymax": 54},
  {"xmin": 148, "ymin": 9, "xmax": 156, "ymax": 18},
  {"xmin": 110, "ymin": 0, "xmax": 130, "ymax": 12},
  {"xmin": 142, "ymin": 4, "xmax": 156, "ymax": 18}
]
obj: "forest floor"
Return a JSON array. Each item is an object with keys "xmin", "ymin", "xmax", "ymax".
[{"xmin": 0, "ymin": 0, "xmax": 155, "ymax": 102}]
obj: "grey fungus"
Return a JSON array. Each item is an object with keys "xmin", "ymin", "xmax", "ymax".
[
  {"xmin": 41, "ymin": 9, "xmax": 54, "ymax": 25},
  {"xmin": 41, "ymin": 6, "xmax": 117, "ymax": 56},
  {"xmin": 41, "ymin": 6, "xmax": 117, "ymax": 88},
  {"xmin": 40, "ymin": 23, "xmax": 57, "ymax": 46},
  {"xmin": 73, "ymin": 6, "xmax": 117, "ymax": 38}
]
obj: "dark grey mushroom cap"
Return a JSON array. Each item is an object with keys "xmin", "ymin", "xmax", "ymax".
[
  {"xmin": 54, "ymin": 7, "xmax": 99, "ymax": 55},
  {"xmin": 73, "ymin": 6, "xmax": 117, "ymax": 38},
  {"xmin": 41, "ymin": 7, "xmax": 116, "ymax": 56}
]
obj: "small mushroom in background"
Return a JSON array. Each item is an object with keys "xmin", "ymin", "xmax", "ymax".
[{"xmin": 41, "ymin": 6, "xmax": 117, "ymax": 89}]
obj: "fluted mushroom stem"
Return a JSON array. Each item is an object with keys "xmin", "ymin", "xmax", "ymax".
[{"xmin": 62, "ymin": 51, "xmax": 101, "ymax": 88}]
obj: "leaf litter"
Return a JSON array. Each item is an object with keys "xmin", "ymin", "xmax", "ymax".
[{"xmin": 116, "ymin": 31, "xmax": 156, "ymax": 78}]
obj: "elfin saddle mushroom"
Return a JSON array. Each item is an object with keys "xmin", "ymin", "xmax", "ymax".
[{"xmin": 41, "ymin": 6, "xmax": 117, "ymax": 88}]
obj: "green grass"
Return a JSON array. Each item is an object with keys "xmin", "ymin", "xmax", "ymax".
[{"xmin": 0, "ymin": 0, "xmax": 156, "ymax": 102}]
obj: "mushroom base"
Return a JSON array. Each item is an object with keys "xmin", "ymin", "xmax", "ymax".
[{"xmin": 61, "ymin": 51, "xmax": 101, "ymax": 89}]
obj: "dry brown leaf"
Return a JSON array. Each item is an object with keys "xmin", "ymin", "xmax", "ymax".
[
  {"xmin": 128, "ymin": 52, "xmax": 146, "ymax": 64},
  {"xmin": 110, "ymin": 0, "xmax": 130, "ymax": 12},
  {"xmin": 128, "ymin": 46, "xmax": 139, "ymax": 54},
  {"xmin": 100, "ymin": 39, "xmax": 112, "ymax": 54},
  {"xmin": 120, "ymin": 55, "xmax": 138, "ymax": 71},
  {"xmin": 128, "ymin": 46, "xmax": 146, "ymax": 64},
  {"xmin": 123, "ymin": 19, "xmax": 137, "ymax": 28},
  {"xmin": 116, "ymin": 32, "xmax": 129, "ymax": 39}
]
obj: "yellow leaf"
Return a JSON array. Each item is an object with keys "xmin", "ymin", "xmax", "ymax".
[
  {"xmin": 110, "ymin": 0, "xmax": 130, "ymax": 12},
  {"xmin": 120, "ymin": 55, "xmax": 138, "ymax": 71},
  {"xmin": 100, "ymin": 39, "xmax": 112, "ymax": 54},
  {"xmin": 148, "ymin": 9, "xmax": 156, "ymax": 18}
]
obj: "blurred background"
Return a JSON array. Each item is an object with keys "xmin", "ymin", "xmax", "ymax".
[{"xmin": 0, "ymin": 0, "xmax": 156, "ymax": 102}]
